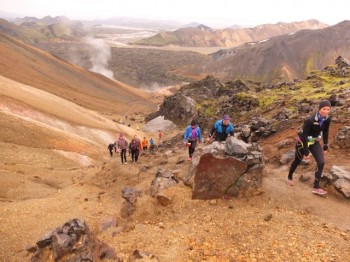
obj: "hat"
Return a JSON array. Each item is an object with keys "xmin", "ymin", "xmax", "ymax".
[
  {"xmin": 319, "ymin": 100, "xmax": 331, "ymax": 110},
  {"xmin": 191, "ymin": 120, "xmax": 197, "ymax": 126},
  {"xmin": 223, "ymin": 115, "xmax": 230, "ymax": 120}
]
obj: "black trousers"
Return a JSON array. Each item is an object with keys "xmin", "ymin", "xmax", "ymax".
[
  {"xmin": 131, "ymin": 149, "xmax": 140, "ymax": 162},
  {"xmin": 188, "ymin": 140, "xmax": 197, "ymax": 158},
  {"xmin": 120, "ymin": 149, "xmax": 127, "ymax": 163},
  {"xmin": 288, "ymin": 141, "xmax": 325, "ymax": 188}
]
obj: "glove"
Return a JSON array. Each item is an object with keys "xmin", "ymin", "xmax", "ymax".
[{"xmin": 323, "ymin": 144, "xmax": 329, "ymax": 151}]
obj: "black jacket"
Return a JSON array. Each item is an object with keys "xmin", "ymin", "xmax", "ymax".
[{"xmin": 300, "ymin": 113, "xmax": 331, "ymax": 155}]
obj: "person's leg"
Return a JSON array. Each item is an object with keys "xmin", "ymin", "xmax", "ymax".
[
  {"xmin": 131, "ymin": 150, "xmax": 135, "ymax": 162},
  {"xmin": 109, "ymin": 150, "xmax": 113, "ymax": 157},
  {"xmin": 309, "ymin": 143, "xmax": 325, "ymax": 189},
  {"xmin": 135, "ymin": 150, "xmax": 139, "ymax": 162},
  {"xmin": 122, "ymin": 149, "xmax": 127, "ymax": 163},
  {"xmin": 287, "ymin": 142, "xmax": 304, "ymax": 182},
  {"xmin": 120, "ymin": 150, "xmax": 124, "ymax": 163},
  {"xmin": 190, "ymin": 141, "xmax": 197, "ymax": 157}
]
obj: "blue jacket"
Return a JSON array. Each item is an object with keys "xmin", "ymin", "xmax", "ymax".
[
  {"xmin": 209, "ymin": 120, "xmax": 234, "ymax": 141},
  {"xmin": 184, "ymin": 125, "xmax": 202, "ymax": 142}
]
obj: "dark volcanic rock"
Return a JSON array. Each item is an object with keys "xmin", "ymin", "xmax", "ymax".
[
  {"xmin": 334, "ymin": 126, "xmax": 350, "ymax": 148},
  {"xmin": 31, "ymin": 219, "xmax": 119, "ymax": 261},
  {"xmin": 184, "ymin": 137, "xmax": 264, "ymax": 199}
]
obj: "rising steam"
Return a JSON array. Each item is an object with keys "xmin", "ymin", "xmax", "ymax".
[{"xmin": 85, "ymin": 37, "xmax": 114, "ymax": 79}]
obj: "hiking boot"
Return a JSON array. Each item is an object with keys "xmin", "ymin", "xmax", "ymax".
[
  {"xmin": 312, "ymin": 188, "xmax": 327, "ymax": 195},
  {"xmin": 286, "ymin": 179, "xmax": 294, "ymax": 186},
  {"xmin": 124, "ymin": 162, "xmax": 128, "ymax": 165}
]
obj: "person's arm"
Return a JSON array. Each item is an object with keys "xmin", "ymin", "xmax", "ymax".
[
  {"xmin": 184, "ymin": 127, "xmax": 188, "ymax": 143},
  {"xmin": 229, "ymin": 124, "xmax": 235, "ymax": 136},
  {"xmin": 300, "ymin": 118, "xmax": 313, "ymax": 156},
  {"xmin": 322, "ymin": 119, "xmax": 331, "ymax": 151},
  {"xmin": 209, "ymin": 125, "xmax": 216, "ymax": 138},
  {"xmin": 197, "ymin": 127, "xmax": 202, "ymax": 142}
]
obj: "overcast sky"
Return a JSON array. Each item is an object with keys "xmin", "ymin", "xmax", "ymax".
[{"xmin": 1, "ymin": 0, "xmax": 349, "ymax": 27}]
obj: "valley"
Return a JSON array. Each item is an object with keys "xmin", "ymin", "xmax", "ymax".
[{"xmin": 0, "ymin": 15, "xmax": 350, "ymax": 261}]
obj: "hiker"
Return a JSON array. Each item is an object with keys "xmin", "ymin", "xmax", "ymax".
[
  {"xmin": 206, "ymin": 115, "xmax": 234, "ymax": 142},
  {"xmin": 129, "ymin": 135, "xmax": 141, "ymax": 163},
  {"xmin": 107, "ymin": 142, "xmax": 116, "ymax": 157},
  {"xmin": 142, "ymin": 137, "xmax": 149, "ymax": 151},
  {"xmin": 158, "ymin": 130, "xmax": 163, "ymax": 142},
  {"xmin": 117, "ymin": 133, "xmax": 128, "ymax": 164},
  {"xmin": 149, "ymin": 138, "xmax": 156, "ymax": 152},
  {"xmin": 287, "ymin": 100, "xmax": 331, "ymax": 195},
  {"xmin": 184, "ymin": 120, "xmax": 202, "ymax": 161}
]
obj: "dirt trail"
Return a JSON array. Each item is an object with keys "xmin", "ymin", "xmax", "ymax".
[
  {"xmin": 263, "ymin": 165, "xmax": 350, "ymax": 231},
  {"xmin": 1, "ymin": 130, "xmax": 350, "ymax": 261}
]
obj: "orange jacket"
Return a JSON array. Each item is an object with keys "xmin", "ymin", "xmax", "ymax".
[{"xmin": 142, "ymin": 139, "xmax": 149, "ymax": 148}]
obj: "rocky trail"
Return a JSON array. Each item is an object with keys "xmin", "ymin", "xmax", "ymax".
[{"xmin": 1, "ymin": 128, "xmax": 350, "ymax": 261}]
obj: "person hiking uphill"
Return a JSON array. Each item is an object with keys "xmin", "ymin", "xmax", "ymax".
[
  {"xmin": 184, "ymin": 120, "xmax": 202, "ymax": 161},
  {"xmin": 129, "ymin": 135, "xmax": 141, "ymax": 163},
  {"xmin": 107, "ymin": 142, "xmax": 116, "ymax": 157},
  {"xmin": 287, "ymin": 100, "xmax": 331, "ymax": 195},
  {"xmin": 142, "ymin": 137, "xmax": 149, "ymax": 151},
  {"xmin": 149, "ymin": 138, "xmax": 155, "ymax": 152},
  {"xmin": 206, "ymin": 115, "xmax": 234, "ymax": 142},
  {"xmin": 117, "ymin": 133, "xmax": 128, "ymax": 164}
]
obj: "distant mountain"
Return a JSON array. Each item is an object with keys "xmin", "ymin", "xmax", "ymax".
[
  {"xmin": 203, "ymin": 20, "xmax": 350, "ymax": 83},
  {"xmin": 180, "ymin": 22, "xmax": 201, "ymax": 28},
  {"xmin": 0, "ymin": 16, "xmax": 86, "ymax": 43},
  {"xmin": 0, "ymin": 18, "xmax": 47, "ymax": 43},
  {"xmin": 133, "ymin": 19, "xmax": 328, "ymax": 47},
  {"xmin": 196, "ymin": 24, "xmax": 212, "ymax": 31},
  {"xmin": 87, "ymin": 17, "xmax": 182, "ymax": 31}
]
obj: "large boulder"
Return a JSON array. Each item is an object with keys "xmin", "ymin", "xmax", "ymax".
[
  {"xmin": 324, "ymin": 166, "xmax": 350, "ymax": 198},
  {"xmin": 143, "ymin": 116, "xmax": 177, "ymax": 132},
  {"xmin": 184, "ymin": 137, "xmax": 264, "ymax": 199},
  {"xmin": 333, "ymin": 126, "xmax": 350, "ymax": 148}
]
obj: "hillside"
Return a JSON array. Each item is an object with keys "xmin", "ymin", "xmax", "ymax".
[
  {"xmin": 34, "ymin": 42, "xmax": 210, "ymax": 88},
  {"xmin": 203, "ymin": 20, "xmax": 350, "ymax": 83},
  {"xmin": 0, "ymin": 33, "xmax": 156, "ymax": 115},
  {"xmin": 1, "ymin": 16, "xmax": 87, "ymax": 43},
  {"xmin": 134, "ymin": 19, "xmax": 327, "ymax": 47}
]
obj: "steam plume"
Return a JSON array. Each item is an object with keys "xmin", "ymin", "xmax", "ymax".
[{"xmin": 85, "ymin": 37, "xmax": 114, "ymax": 79}]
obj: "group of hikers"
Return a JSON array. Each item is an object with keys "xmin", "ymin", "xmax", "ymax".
[
  {"xmin": 183, "ymin": 99, "xmax": 332, "ymax": 196},
  {"xmin": 108, "ymin": 99, "xmax": 332, "ymax": 196},
  {"xmin": 108, "ymin": 134, "xmax": 156, "ymax": 164}
]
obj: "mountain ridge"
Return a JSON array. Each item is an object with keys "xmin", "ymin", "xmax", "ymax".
[{"xmin": 133, "ymin": 19, "xmax": 328, "ymax": 47}]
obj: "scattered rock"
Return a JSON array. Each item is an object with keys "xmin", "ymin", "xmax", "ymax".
[
  {"xmin": 31, "ymin": 219, "xmax": 119, "ymax": 261},
  {"xmin": 98, "ymin": 217, "xmax": 117, "ymax": 232},
  {"xmin": 334, "ymin": 126, "xmax": 350, "ymax": 148},
  {"xmin": 264, "ymin": 214, "xmax": 273, "ymax": 221},
  {"xmin": 128, "ymin": 249, "xmax": 159, "ymax": 262},
  {"xmin": 324, "ymin": 166, "xmax": 350, "ymax": 198},
  {"xmin": 120, "ymin": 187, "xmax": 142, "ymax": 218}
]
